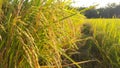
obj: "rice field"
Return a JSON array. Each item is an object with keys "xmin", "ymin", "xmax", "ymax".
[
  {"xmin": 84, "ymin": 19, "xmax": 120, "ymax": 68},
  {"xmin": 0, "ymin": 0, "xmax": 120, "ymax": 68}
]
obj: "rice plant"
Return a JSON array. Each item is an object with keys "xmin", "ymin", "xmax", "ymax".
[{"xmin": 0, "ymin": 0, "xmax": 86, "ymax": 68}]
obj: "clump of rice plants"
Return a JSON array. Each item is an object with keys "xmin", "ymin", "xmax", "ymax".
[
  {"xmin": 65, "ymin": 22, "xmax": 99, "ymax": 68},
  {"xmin": 85, "ymin": 19, "xmax": 120, "ymax": 68},
  {"xmin": 67, "ymin": 19, "xmax": 120, "ymax": 68},
  {"xmin": 0, "ymin": 0, "xmax": 85, "ymax": 68}
]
